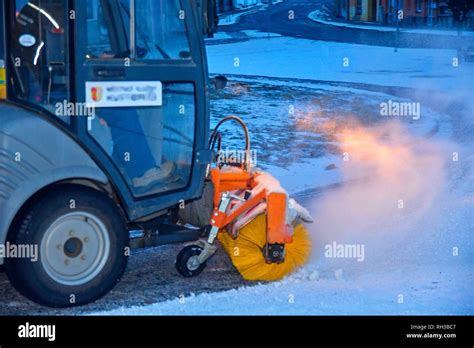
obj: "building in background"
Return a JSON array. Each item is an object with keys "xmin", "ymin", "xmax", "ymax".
[{"xmin": 334, "ymin": 0, "xmax": 474, "ymax": 28}]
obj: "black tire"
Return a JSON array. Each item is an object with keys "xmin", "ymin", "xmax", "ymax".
[
  {"xmin": 5, "ymin": 186, "xmax": 129, "ymax": 308},
  {"xmin": 175, "ymin": 245, "xmax": 207, "ymax": 278}
]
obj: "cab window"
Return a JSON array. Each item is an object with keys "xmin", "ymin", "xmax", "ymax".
[
  {"xmin": 86, "ymin": 0, "xmax": 190, "ymax": 60},
  {"xmin": 88, "ymin": 83, "xmax": 196, "ymax": 197},
  {"xmin": 85, "ymin": 0, "xmax": 196, "ymax": 196},
  {"xmin": 86, "ymin": 0, "xmax": 130, "ymax": 59},
  {"xmin": 10, "ymin": 0, "xmax": 69, "ymax": 118},
  {"xmin": 135, "ymin": 0, "xmax": 191, "ymax": 60}
]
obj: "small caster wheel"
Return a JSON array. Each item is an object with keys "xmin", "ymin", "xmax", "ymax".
[{"xmin": 176, "ymin": 245, "xmax": 207, "ymax": 277}]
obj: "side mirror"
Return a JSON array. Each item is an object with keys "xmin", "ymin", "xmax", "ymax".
[{"xmin": 211, "ymin": 75, "xmax": 228, "ymax": 90}]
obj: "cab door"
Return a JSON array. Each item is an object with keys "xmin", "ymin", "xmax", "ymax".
[{"xmin": 73, "ymin": 0, "xmax": 210, "ymax": 220}]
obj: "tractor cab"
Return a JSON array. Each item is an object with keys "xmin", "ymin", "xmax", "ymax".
[
  {"xmin": 3, "ymin": 0, "xmax": 212, "ymax": 218},
  {"xmin": 0, "ymin": 0, "xmax": 312, "ymax": 309},
  {"xmin": 0, "ymin": 0, "xmax": 216, "ymax": 307}
]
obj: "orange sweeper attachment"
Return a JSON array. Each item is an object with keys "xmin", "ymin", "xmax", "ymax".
[{"xmin": 176, "ymin": 116, "xmax": 313, "ymax": 281}]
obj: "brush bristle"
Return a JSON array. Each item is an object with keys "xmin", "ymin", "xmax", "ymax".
[{"xmin": 218, "ymin": 214, "xmax": 311, "ymax": 281}]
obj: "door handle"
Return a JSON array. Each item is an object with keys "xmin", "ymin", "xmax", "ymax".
[{"xmin": 94, "ymin": 68, "xmax": 126, "ymax": 78}]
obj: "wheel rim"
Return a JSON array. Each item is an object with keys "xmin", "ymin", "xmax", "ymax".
[
  {"xmin": 186, "ymin": 255, "xmax": 201, "ymax": 271},
  {"xmin": 40, "ymin": 212, "xmax": 111, "ymax": 286}
]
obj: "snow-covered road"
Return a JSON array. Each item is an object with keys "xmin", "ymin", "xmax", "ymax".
[
  {"xmin": 97, "ymin": 108, "xmax": 473, "ymax": 315},
  {"xmin": 2, "ymin": 32, "xmax": 469, "ymax": 316},
  {"xmin": 95, "ymin": 33, "xmax": 473, "ymax": 315},
  {"xmin": 207, "ymin": 33, "xmax": 474, "ymax": 91}
]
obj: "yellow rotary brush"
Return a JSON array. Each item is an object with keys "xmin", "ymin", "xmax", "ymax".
[{"xmin": 218, "ymin": 214, "xmax": 312, "ymax": 281}]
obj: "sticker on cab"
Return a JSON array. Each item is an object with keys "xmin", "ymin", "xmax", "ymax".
[
  {"xmin": 19, "ymin": 34, "xmax": 37, "ymax": 47},
  {"xmin": 85, "ymin": 81, "xmax": 163, "ymax": 108}
]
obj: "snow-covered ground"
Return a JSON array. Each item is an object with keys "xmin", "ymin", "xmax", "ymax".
[
  {"xmin": 96, "ymin": 81, "xmax": 472, "ymax": 315},
  {"xmin": 206, "ymin": 31, "xmax": 234, "ymax": 41},
  {"xmin": 218, "ymin": 4, "xmax": 264, "ymax": 26},
  {"xmin": 206, "ymin": 32, "xmax": 474, "ymax": 91},
  {"xmin": 206, "ymin": 30, "xmax": 281, "ymax": 45},
  {"xmin": 95, "ymin": 32, "xmax": 473, "ymax": 315},
  {"xmin": 218, "ymin": 0, "xmax": 285, "ymax": 26},
  {"xmin": 209, "ymin": 76, "xmax": 449, "ymax": 194},
  {"xmin": 241, "ymin": 30, "xmax": 282, "ymax": 38}
]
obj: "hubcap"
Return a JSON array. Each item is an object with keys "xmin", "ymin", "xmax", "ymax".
[
  {"xmin": 63, "ymin": 237, "xmax": 83, "ymax": 258},
  {"xmin": 187, "ymin": 255, "xmax": 201, "ymax": 271},
  {"xmin": 40, "ymin": 212, "xmax": 111, "ymax": 286}
]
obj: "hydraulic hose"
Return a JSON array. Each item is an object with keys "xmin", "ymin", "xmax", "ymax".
[{"xmin": 209, "ymin": 116, "xmax": 251, "ymax": 170}]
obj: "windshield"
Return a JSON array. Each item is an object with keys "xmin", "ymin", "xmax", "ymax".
[
  {"xmin": 87, "ymin": 0, "xmax": 191, "ymax": 60},
  {"xmin": 134, "ymin": 0, "xmax": 191, "ymax": 60}
]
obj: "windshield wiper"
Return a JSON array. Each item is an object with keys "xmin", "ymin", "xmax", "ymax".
[{"xmin": 153, "ymin": 43, "xmax": 171, "ymax": 60}]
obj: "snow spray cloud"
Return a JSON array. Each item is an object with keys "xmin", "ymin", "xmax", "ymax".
[{"xmin": 311, "ymin": 119, "xmax": 451, "ymax": 259}]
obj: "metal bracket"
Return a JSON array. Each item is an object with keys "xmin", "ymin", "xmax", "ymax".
[
  {"xmin": 195, "ymin": 239, "xmax": 218, "ymax": 264},
  {"xmin": 208, "ymin": 192, "xmax": 233, "ymax": 244},
  {"xmin": 195, "ymin": 149, "xmax": 213, "ymax": 165}
]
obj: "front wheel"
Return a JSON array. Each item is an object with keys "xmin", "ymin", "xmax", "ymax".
[
  {"xmin": 5, "ymin": 186, "xmax": 129, "ymax": 307},
  {"xmin": 175, "ymin": 245, "xmax": 207, "ymax": 277}
]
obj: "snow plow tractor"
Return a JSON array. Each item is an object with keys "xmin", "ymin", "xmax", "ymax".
[{"xmin": 0, "ymin": 0, "xmax": 312, "ymax": 308}]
